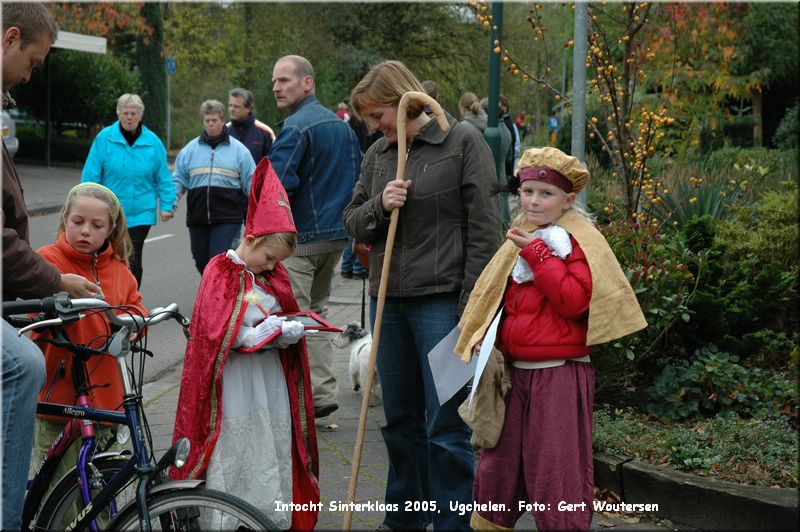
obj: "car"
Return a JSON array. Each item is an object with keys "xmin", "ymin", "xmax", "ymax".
[{"xmin": 1, "ymin": 110, "xmax": 18, "ymax": 158}]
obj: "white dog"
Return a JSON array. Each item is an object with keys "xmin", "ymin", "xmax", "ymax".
[{"xmin": 333, "ymin": 323, "xmax": 381, "ymax": 406}]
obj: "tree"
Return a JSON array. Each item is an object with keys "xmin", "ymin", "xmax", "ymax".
[
  {"xmin": 12, "ymin": 51, "xmax": 140, "ymax": 135},
  {"xmin": 136, "ymin": 3, "xmax": 166, "ymax": 139}
]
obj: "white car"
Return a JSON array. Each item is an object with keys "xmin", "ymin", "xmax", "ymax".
[{"xmin": 2, "ymin": 110, "xmax": 19, "ymax": 157}]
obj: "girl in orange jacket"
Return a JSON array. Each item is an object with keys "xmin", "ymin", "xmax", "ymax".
[{"xmin": 31, "ymin": 183, "xmax": 145, "ymax": 489}]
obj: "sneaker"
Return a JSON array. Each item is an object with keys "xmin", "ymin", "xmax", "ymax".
[
  {"xmin": 352, "ymin": 271, "xmax": 368, "ymax": 280},
  {"xmin": 340, "ymin": 271, "xmax": 353, "ymax": 279}
]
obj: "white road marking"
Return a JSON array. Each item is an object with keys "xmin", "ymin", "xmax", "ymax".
[{"xmin": 145, "ymin": 234, "xmax": 174, "ymax": 243}]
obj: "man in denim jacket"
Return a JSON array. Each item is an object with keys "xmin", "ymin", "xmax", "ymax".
[{"xmin": 270, "ymin": 55, "xmax": 362, "ymax": 420}]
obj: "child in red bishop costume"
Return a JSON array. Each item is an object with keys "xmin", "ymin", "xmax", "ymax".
[{"xmin": 171, "ymin": 158, "xmax": 319, "ymax": 530}]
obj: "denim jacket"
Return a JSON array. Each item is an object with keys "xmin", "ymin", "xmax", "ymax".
[{"xmin": 269, "ymin": 96, "xmax": 362, "ymax": 245}]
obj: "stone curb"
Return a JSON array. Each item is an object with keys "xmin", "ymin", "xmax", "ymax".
[
  {"xmin": 594, "ymin": 452, "xmax": 798, "ymax": 531},
  {"xmin": 27, "ymin": 204, "xmax": 63, "ymax": 217}
]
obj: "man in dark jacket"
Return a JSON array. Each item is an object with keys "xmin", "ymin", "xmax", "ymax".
[
  {"xmin": 226, "ymin": 87, "xmax": 275, "ymax": 164},
  {"xmin": 270, "ymin": 55, "xmax": 362, "ymax": 420},
  {"xmin": 1, "ymin": 4, "xmax": 101, "ymax": 528}
]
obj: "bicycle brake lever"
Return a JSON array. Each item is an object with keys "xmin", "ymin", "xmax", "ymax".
[
  {"xmin": 18, "ymin": 317, "xmax": 63, "ymax": 336},
  {"xmin": 174, "ymin": 312, "xmax": 191, "ymax": 341}
]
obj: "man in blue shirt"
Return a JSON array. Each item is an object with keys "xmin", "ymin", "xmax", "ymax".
[{"xmin": 269, "ymin": 55, "xmax": 362, "ymax": 420}]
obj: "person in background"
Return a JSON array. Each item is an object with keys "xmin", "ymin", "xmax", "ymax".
[
  {"xmin": 1, "ymin": 4, "xmax": 99, "ymax": 528},
  {"xmin": 548, "ymin": 111, "xmax": 561, "ymax": 147},
  {"xmin": 422, "ymin": 79, "xmax": 439, "ymax": 101},
  {"xmin": 340, "ymin": 97, "xmax": 375, "ymax": 281},
  {"xmin": 515, "ymin": 111, "xmax": 528, "ymax": 142},
  {"xmin": 172, "ymin": 99, "xmax": 255, "ymax": 274},
  {"xmin": 499, "ymin": 94, "xmax": 521, "ymax": 175},
  {"xmin": 226, "ymin": 87, "xmax": 275, "ymax": 165},
  {"xmin": 335, "ymin": 101, "xmax": 350, "ymax": 121},
  {"xmin": 82, "ymin": 93, "xmax": 175, "ymax": 288},
  {"xmin": 480, "ymin": 97, "xmax": 512, "ymax": 227},
  {"xmin": 269, "ymin": 54, "xmax": 362, "ymax": 420},
  {"xmin": 345, "ymin": 59, "xmax": 502, "ymax": 531},
  {"xmin": 458, "ymin": 91, "xmax": 486, "ymax": 132}
]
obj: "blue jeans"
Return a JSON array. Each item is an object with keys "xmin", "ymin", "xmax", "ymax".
[
  {"xmin": 2, "ymin": 319, "xmax": 46, "ymax": 529},
  {"xmin": 188, "ymin": 223, "xmax": 242, "ymax": 274},
  {"xmin": 340, "ymin": 236, "xmax": 366, "ymax": 275},
  {"xmin": 370, "ymin": 293, "xmax": 473, "ymax": 531}
]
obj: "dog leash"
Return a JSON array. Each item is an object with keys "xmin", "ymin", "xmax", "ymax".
[{"xmin": 360, "ymin": 276, "xmax": 366, "ymax": 330}]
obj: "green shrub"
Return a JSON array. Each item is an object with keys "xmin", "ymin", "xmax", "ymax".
[
  {"xmin": 673, "ymin": 188, "xmax": 798, "ymax": 364},
  {"xmin": 646, "ymin": 345, "xmax": 796, "ymax": 420},
  {"xmin": 591, "ymin": 220, "xmax": 699, "ymax": 389},
  {"xmin": 15, "ymin": 129, "xmax": 92, "ymax": 164},
  {"xmin": 699, "ymin": 147, "xmax": 798, "ymax": 200},
  {"xmin": 594, "ymin": 406, "xmax": 798, "ymax": 487},
  {"xmin": 650, "ymin": 175, "xmax": 744, "ymax": 230},
  {"xmin": 773, "ymin": 102, "xmax": 798, "ymax": 150}
]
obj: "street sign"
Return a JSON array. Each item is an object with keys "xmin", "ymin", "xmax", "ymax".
[{"xmin": 166, "ymin": 56, "xmax": 176, "ymax": 75}]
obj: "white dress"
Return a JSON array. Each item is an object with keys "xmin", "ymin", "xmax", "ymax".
[{"xmin": 204, "ymin": 251, "xmax": 293, "ymax": 529}]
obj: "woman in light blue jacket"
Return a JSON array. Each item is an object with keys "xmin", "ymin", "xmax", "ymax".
[{"xmin": 81, "ymin": 93, "xmax": 175, "ymax": 287}]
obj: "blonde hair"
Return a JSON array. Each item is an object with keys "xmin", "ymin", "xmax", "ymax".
[
  {"xmin": 459, "ymin": 92, "xmax": 483, "ymax": 116},
  {"xmin": 58, "ymin": 184, "xmax": 133, "ymax": 265},
  {"xmin": 252, "ymin": 232, "xmax": 297, "ymax": 255},
  {"xmin": 350, "ymin": 60, "xmax": 426, "ymax": 121}
]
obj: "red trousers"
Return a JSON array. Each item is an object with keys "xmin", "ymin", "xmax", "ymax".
[{"xmin": 473, "ymin": 361, "xmax": 595, "ymax": 531}]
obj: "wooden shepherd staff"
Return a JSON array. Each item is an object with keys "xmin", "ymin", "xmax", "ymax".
[{"xmin": 342, "ymin": 91, "xmax": 450, "ymax": 530}]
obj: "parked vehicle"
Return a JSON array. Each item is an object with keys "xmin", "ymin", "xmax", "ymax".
[{"xmin": 1, "ymin": 110, "xmax": 18, "ymax": 157}]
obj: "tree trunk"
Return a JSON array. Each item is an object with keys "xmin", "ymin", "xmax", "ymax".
[
  {"xmin": 752, "ymin": 88, "xmax": 763, "ymax": 147},
  {"xmin": 136, "ymin": 3, "xmax": 166, "ymax": 140}
]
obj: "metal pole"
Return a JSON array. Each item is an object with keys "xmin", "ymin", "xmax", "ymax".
[
  {"xmin": 571, "ymin": 1, "xmax": 589, "ymax": 204},
  {"xmin": 484, "ymin": 1, "xmax": 504, "ymax": 174},
  {"xmin": 166, "ymin": 71, "xmax": 171, "ymax": 152},
  {"xmin": 44, "ymin": 53, "xmax": 51, "ymax": 168}
]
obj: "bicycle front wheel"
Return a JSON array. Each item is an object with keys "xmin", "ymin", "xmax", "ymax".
[
  {"xmin": 35, "ymin": 454, "xmax": 135, "ymax": 530},
  {"xmin": 108, "ymin": 487, "xmax": 279, "ymax": 530}
]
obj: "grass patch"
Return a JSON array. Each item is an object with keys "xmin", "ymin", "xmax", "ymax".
[{"xmin": 593, "ymin": 405, "xmax": 798, "ymax": 488}]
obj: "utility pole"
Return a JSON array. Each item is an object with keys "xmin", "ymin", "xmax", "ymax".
[{"xmin": 571, "ymin": 2, "xmax": 589, "ymax": 205}]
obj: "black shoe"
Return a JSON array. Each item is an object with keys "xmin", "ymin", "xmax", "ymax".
[
  {"xmin": 314, "ymin": 403, "xmax": 339, "ymax": 418},
  {"xmin": 340, "ymin": 271, "xmax": 353, "ymax": 279},
  {"xmin": 352, "ymin": 271, "xmax": 368, "ymax": 280}
]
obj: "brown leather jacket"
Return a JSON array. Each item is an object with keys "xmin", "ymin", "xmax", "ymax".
[
  {"xmin": 343, "ymin": 113, "xmax": 502, "ymax": 314},
  {"xmin": 2, "ymin": 141, "xmax": 61, "ymax": 300}
]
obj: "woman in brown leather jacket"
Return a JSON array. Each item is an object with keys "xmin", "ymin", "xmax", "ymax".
[{"xmin": 343, "ymin": 60, "xmax": 502, "ymax": 532}]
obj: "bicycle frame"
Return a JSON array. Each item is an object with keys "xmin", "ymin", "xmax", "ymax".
[
  {"xmin": 17, "ymin": 299, "xmax": 186, "ymax": 532},
  {"xmin": 23, "ymin": 390, "xmax": 153, "ymax": 532}
]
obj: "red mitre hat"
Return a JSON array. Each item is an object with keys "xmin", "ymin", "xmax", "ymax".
[{"xmin": 245, "ymin": 158, "xmax": 297, "ymax": 237}]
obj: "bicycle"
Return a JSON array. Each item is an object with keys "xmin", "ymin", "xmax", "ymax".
[{"xmin": 4, "ymin": 293, "xmax": 278, "ymax": 531}]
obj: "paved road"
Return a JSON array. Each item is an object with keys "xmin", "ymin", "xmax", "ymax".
[{"xmin": 18, "ymin": 162, "xmax": 672, "ymax": 530}]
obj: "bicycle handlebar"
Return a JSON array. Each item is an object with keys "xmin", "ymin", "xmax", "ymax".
[
  {"xmin": 1, "ymin": 296, "xmax": 59, "ymax": 316},
  {"xmin": 3, "ymin": 293, "xmax": 184, "ymax": 336}
]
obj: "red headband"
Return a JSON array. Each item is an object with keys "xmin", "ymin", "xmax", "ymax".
[{"xmin": 518, "ymin": 166, "xmax": 573, "ymax": 193}]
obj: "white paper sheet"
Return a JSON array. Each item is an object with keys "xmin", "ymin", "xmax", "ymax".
[
  {"xmin": 427, "ymin": 325, "xmax": 478, "ymax": 405},
  {"xmin": 468, "ymin": 306, "xmax": 504, "ymax": 408}
]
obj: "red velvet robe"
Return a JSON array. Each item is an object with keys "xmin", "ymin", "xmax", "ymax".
[{"xmin": 171, "ymin": 253, "xmax": 320, "ymax": 530}]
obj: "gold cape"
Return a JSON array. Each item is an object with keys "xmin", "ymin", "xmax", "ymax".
[{"xmin": 455, "ymin": 209, "xmax": 647, "ymax": 363}]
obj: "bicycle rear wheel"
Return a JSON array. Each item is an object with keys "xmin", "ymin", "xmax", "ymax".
[
  {"xmin": 108, "ymin": 487, "xmax": 279, "ymax": 530},
  {"xmin": 34, "ymin": 454, "xmax": 135, "ymax": 530}
]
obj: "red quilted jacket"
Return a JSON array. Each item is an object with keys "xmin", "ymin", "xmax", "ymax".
[{"xmin": 499, "ymin": 236, "xmax": 593, "ymax": 362}]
